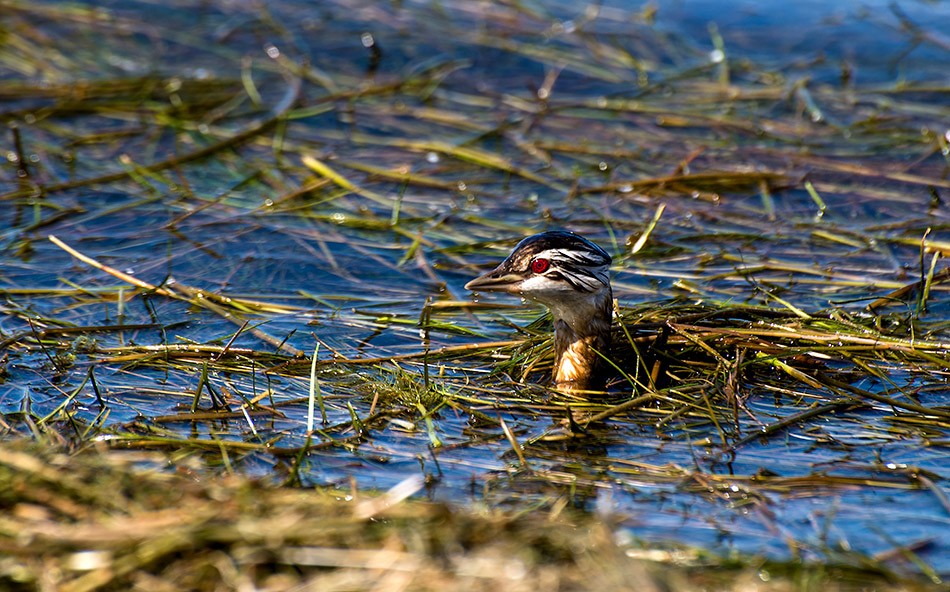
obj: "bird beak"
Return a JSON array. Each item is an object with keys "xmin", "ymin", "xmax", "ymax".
[{"xmin": 464, "ymin": 267, "xmax": 524, "ymax": 293}]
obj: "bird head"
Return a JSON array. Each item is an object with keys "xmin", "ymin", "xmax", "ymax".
[{"xmin": 465, "ymin": 230, "xmax": 612, "ymax": 330}]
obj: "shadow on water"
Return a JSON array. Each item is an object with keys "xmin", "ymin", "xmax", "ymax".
[{"xmin": 1, "ymin": 0, "xmax": 949, "ymax": 580}]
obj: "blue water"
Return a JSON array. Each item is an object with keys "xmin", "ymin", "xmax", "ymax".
[{"xmin": 1, "ymin": 0, "xmax": 949, "ymax": 577}]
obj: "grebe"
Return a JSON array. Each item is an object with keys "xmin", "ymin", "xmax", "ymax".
[{"xmin": 465, "ymin": 230, "xmax": 613, "ymax": 391}]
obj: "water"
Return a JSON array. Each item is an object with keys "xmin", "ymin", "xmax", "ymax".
[{"xmin": 1, "ymin": 0, "xmax": 949, "ymax": 576}]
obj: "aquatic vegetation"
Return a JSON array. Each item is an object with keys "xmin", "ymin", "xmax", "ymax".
[{"xmin": 1, "ymin": 0, "xmax": 949, "ymax": 587}]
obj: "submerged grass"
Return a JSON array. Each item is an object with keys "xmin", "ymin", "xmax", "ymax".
[{"xmin": 2, "ymin": 0, "xmax": 950, "ymax": 586}]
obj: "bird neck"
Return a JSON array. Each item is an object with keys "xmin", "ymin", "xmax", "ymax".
[{"xmin": 551, "ymin": 288, "xmax": 612, "ymax": 391}]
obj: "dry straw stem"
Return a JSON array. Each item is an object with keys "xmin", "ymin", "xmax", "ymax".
[
  {"xmin": 0, "ymin": 442, "xmax": 935, "ymax": 592},
  {"xmin": 47, "ymin": 235, "xmax": 302, "ymax": 355}
]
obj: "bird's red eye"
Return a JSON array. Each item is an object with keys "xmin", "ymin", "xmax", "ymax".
[{"xmin": 531, "ymin": 258, "xmax": 550, "ymax": 274}]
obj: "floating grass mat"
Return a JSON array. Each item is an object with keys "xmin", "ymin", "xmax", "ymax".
[
  {"xmin": 0, "ymin": 441, "xmax": 938, "ymax": 592},
  {"xmin": 6, "ymin": 292, "xmax": 950, "ymax": 449}
]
